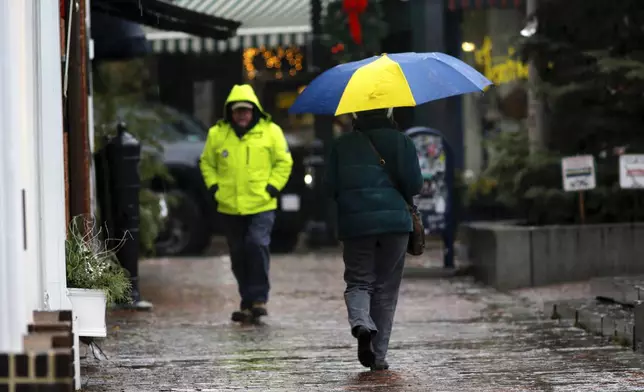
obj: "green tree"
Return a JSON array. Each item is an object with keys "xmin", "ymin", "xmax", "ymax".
[
  {"xmin": 93, "ymin": 59, "xmax": 171, "ymax": 255},
  {"xmin": 521, "ymin": 0, "xmax": 644, "ymax": 155}
]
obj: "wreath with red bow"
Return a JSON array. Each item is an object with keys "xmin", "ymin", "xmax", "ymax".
[
  {"xmin": 342, "ymin": 0, "xmax": 368, "ymax": 45},
  {"xmin": 323, "ymin": 0, "xmax": 387, "ymax": 63}
]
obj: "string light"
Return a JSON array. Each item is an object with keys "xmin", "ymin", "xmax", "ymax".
[{"xmin": 243, "ymin": 45, "xmax": 304, "ymax": 80}]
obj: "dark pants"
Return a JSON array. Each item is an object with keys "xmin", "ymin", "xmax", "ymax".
[
  {"xmin": 342, "ymin": 233, "xmax": 408, "ymax": 362},
  {"xmin": 220, "ymin": 211, "xmax": 275, "ymax": 309}
]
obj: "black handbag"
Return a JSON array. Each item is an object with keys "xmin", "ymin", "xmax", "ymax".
[{"xmin": 361, "ymin": 133, "xmax": 425, "ymax": 256}]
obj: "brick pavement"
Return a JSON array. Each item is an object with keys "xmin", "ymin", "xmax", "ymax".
[{"xmin": 82, "ymin": 251, "xmax": 644, "ymax": 391}]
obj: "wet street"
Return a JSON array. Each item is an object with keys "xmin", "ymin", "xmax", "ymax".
[{"xmin": 83, "ymin": 249, "xmax": 644, "ymax": 391}]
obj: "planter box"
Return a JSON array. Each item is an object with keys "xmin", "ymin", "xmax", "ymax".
[
  {"xmin": 67, "ymin": 288, "xmax": 107, "ymax": 338},
  {"xmin": 462, "ymin": 221, "xmax": 644, "ymax": 290}
]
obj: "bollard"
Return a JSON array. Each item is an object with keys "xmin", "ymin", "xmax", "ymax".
[{"xmin": 96, "ymin": 122, "xmax": 152, "ymax": 310}]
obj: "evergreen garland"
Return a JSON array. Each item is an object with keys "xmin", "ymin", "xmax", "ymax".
[{"xmin": 322, "ymin": 0, "xmax": 388, "ymax": 64}]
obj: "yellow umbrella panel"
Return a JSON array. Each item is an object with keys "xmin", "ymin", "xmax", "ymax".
[{"xmin": 335, "ymin": 55, "xmax": 417, "ymax": 116}]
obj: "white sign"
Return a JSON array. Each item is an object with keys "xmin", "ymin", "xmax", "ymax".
[
  {"xmin": 561, "ymin": 155, "xmax": 596, "ymax": 192},
  {"xmin": 620, "ymin": 154, "xmax": 644, "ymax": 189},
  {"xmin": 280, "ymin": 194, "xmax": 300, "ymax": 211}
]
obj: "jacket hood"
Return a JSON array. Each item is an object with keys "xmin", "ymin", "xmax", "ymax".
[
  {"xmin": 223, "ymin": 84, "xmax": 269, "ymax": 123},
  {"xmin": 352, "ymin": 109, "xmax": 399, "ymax": 132}
]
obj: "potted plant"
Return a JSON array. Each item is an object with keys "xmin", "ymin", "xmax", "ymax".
[{"xmin": 66, "ymin": 215, "xmax": 131, "ymax": 337}]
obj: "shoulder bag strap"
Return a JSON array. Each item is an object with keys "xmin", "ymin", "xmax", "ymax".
[{"xmin": 359, "ymin": 131, "xmax": 412, "ymax": 207}]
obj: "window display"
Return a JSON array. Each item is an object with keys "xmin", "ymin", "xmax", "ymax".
[{"xmin": 459, "ymin": 8, "xmax": 527, "ymax": 174}]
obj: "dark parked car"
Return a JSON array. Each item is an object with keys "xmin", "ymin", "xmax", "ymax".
[{"xmin": 108, "ymin": 103, "xmax": 320, "ymax": 255}]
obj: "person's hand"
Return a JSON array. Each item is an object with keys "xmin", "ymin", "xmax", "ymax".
[{"xmin": 266, "ymin": 184, "xmax": 279, "ymax": 198}]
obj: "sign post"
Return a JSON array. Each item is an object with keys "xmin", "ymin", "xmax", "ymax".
[
  {"xmin": 619, "ymin": 155, "xmax": 644, "ymax": 189},
  {"xmin": 405, "ymin": 127, "xmax": 455, "ymax": 269},
  {"xmin": 561, "ymin": 155, "xmax": 596, "ymax": 224},
  {"xmin": 619, "ymin": 154, "xmax": 644, "ymax": 220}
]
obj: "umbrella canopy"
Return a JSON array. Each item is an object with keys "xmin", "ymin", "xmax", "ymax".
[{"xmin": 289, "ymin": 52, "xmax": 493, "ymax": 116}]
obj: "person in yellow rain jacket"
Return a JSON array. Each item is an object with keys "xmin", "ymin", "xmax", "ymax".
[{"xmin": 200, "ymin": 84, "xmax": 293, "ymax": 323}]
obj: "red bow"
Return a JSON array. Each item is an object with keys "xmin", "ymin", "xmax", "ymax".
[{"xmin": 342, "ymin": 0, "xmax": 368, "ymax": 45}]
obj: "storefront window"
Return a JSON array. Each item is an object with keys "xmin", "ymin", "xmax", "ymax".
[
  {"xmin": 243, "ymin": 46, "xmax": 306, "ymax": 82},
  {"xmin": 241, "ymin": 46, "xmax": 316, "ymax": 141},
  {"xmin": 459, "ymin": 8, "xmax": 527, "ymax": 175},
  {"xmin": 273, "ymin": 89, "xmax": 315, "ymax": 135}
]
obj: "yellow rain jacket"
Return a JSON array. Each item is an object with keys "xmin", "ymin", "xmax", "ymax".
[{"xmin": 200, "ymin": 84, "xmax": 293, "ymax": 215}]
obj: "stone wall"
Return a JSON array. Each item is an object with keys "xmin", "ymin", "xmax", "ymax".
[{"xmin": 462, "ymin": 221, "xmax": 644, "ymax": 290}]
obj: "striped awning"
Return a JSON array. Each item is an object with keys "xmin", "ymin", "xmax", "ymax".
[
  {"xmin": 147, "ymin": 26, "xmax": 310, "ymax": 54},
  {"xmin": 447, "ymin": 0, "xmax": 525, "ymax": 10},
  {"xmin": 146, "ymin": 0, "xmax": 331, "ymax": 54}
]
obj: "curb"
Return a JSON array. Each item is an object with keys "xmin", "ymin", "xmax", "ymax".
[
  {"xmin": 403, "ymin": 265, "xmax": 473, "ymax": 279},
  {"xmin": 548, "ymin": 300, "xmax": 635, "ymax": 350}
]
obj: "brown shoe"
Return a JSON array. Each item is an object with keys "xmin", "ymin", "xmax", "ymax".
[
  {"xmin": 251, "ymin": 302, "xmax": 268, "ymax": 318},
  {"xmin": 231, "ymin": 309, "xmax": 252, "ymax": 323}
]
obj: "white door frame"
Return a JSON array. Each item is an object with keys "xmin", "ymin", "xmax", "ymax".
[{"xmin": 35, "ymin": 0, "xmax": 70, "ymax": 311}]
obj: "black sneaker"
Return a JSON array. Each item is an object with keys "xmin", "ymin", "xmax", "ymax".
[
  {"xmin": 231, "ymin": 309, "xmax": 252, "ymax": 323},
  {"xmin": 354, "ymin": 326, "xmax": 375, "ymax": 368},
  {"xmin": 371, "ymin": 359, "xmax": 389, "ymax": 371}
]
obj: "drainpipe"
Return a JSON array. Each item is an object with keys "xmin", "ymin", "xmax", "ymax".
[
  {"xmin": 67, "ymin": 0, "xmax": 92, "ymax": 225},
  {"xmin": 87, "ymin": 0, "xmax": 97, "ymax": 219}
]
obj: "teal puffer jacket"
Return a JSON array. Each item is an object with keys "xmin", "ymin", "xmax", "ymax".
[{"xmin": 324, "ymin": 127, "xmax": 423, "ymax": 240}]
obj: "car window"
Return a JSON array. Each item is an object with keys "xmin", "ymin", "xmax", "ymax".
[
  {"xmin": 154, "ymin": 106, "xmax": 207, "ymax": 142},
  {"xmin": 172, "ymin": 116, "xmax": 207, "ymax": 142},
  {"xmin": 98, "ymin": 104, "xmax": 207, "ymax": 143}
]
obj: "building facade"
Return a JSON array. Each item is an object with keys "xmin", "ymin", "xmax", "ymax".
[
  {"xmin": 456, "ymin": 1, "xmax": 528, "ymax": 175},
  {"xmin": 382, "ymin": 0, "xmax": 527, "ymax": 172},
  {"xmin": 0, "ymin": 0, "xmax": 68, "ymax": 352},
  {"xmin": 144, "ymin": 0, "xmax": 320, "ymax": 132}
]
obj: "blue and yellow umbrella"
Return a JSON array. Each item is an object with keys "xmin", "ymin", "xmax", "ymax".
[{"xmin": 289, "ymin": 52, "xmax": 493, "ymax": 115}]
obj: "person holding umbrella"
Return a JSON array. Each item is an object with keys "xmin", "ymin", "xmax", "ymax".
[
  {"xmin": 325, "ymin": 107, "xmax": 423, "ymax": 371},
  {"xmin": 290, "ymin": 52, "xmax": 492, "ymax": 370}
]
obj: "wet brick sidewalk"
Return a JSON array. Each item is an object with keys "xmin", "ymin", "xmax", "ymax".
[{"xmin": 82, "ymin": 250, "xmax": 644, "ymax": 391}]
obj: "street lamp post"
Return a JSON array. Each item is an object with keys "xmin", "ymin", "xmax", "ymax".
[
  {"xmin": 309, "ymin": 0, "xmax": 337, "ymax": 247},
  {"xmin": 526, "ymin": 0, "xmax": 545, "ymax": 154}
]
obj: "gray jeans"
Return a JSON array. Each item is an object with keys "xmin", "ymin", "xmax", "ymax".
[{"xmin": 342, "ymin": 233, "xmax": 408, "ymax": 362}]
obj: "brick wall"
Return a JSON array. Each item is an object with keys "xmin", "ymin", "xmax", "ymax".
[{"xmin": 0, "ymin": 311, "xmax": 75, "ymax": 392}]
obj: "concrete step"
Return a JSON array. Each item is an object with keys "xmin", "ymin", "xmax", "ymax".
[
  {"xmin": 590, "ymin": 275, "xmax": 644, "ymax": 307},
  {"xmin": 23, "ymin": 332, "xmax": 73, "ymax": 352},
  {"xmin": 28, "ymin": 321, "xmax": 73, "ymax": 333},
  {"xmin": 33, "ymin": 310, "xmax": 72, "ymax": 323},
  {"xmin": 546, "ymin": 299, "xmax": 635, "ymax": 349}
]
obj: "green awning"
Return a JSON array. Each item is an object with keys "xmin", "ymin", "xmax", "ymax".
[{"xmin": 93, "ymin": 0, "xmax": 240, "ymax": 40}]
